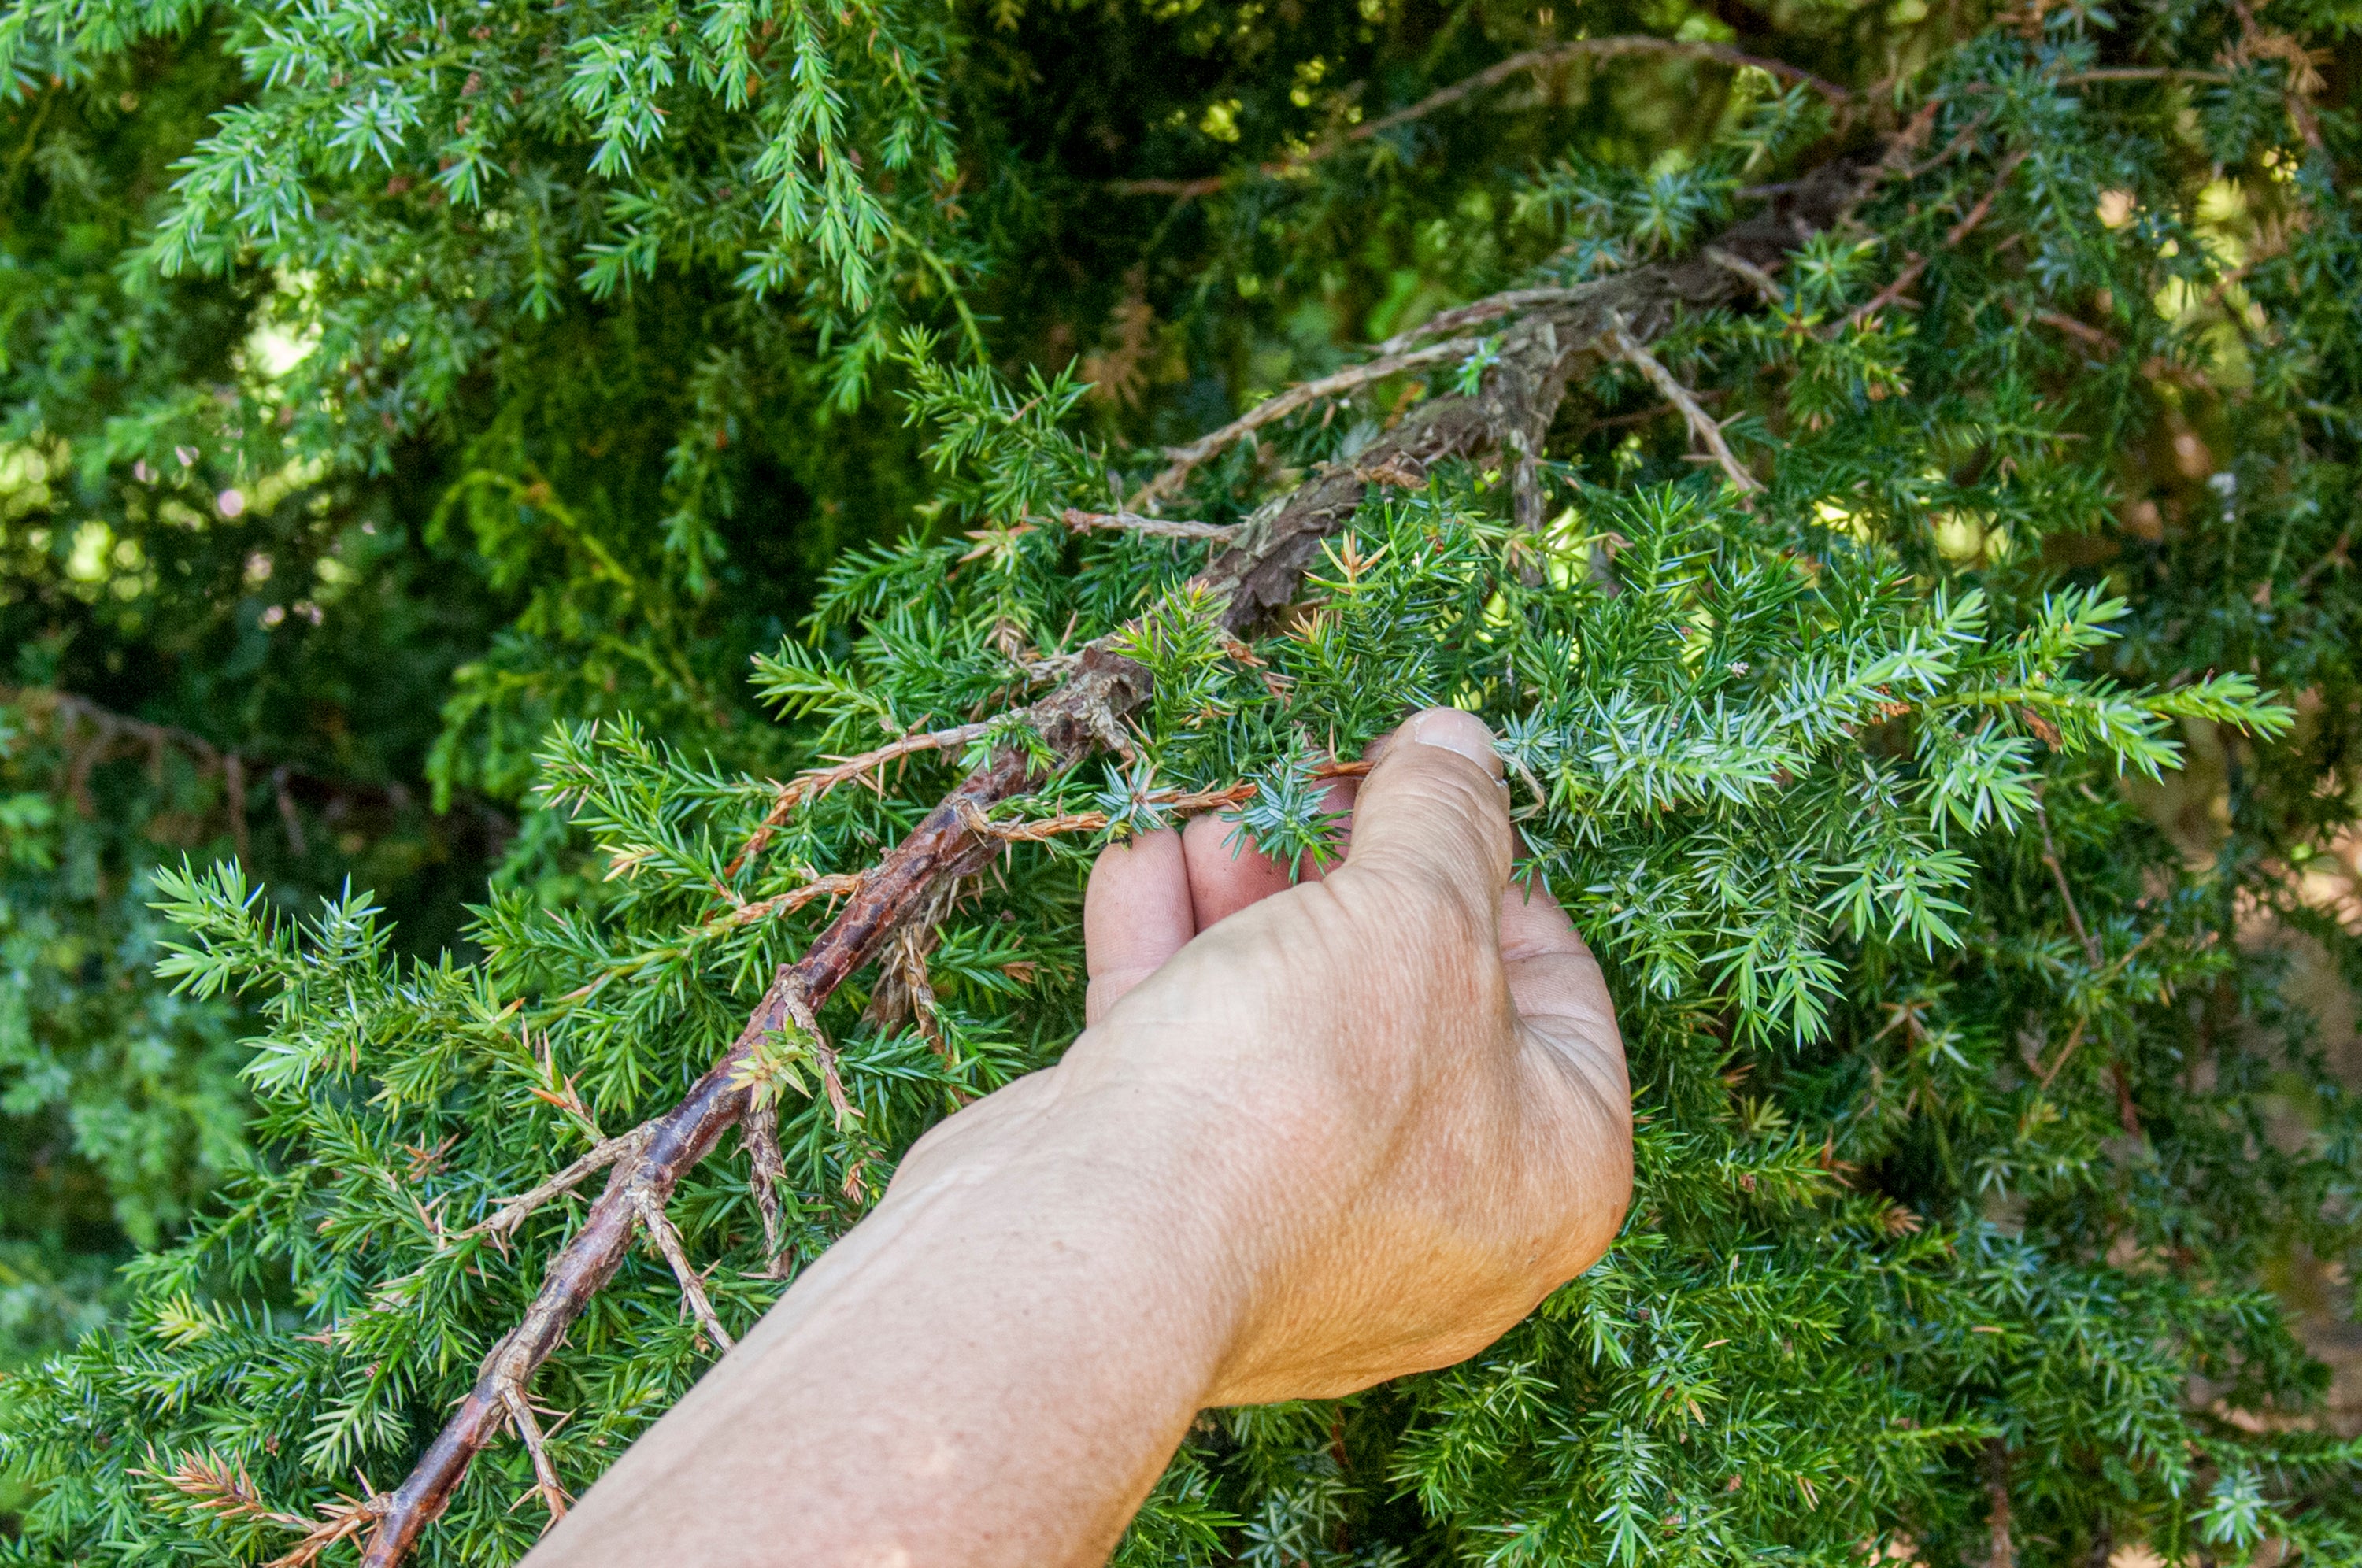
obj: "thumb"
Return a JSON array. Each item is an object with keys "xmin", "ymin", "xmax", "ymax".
[{"xmin": 1339, "ymin": 707, "xmax": 1512, "ymax": 916}]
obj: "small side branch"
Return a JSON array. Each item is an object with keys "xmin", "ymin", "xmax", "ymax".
[
  {"xmin": 2034, "ymin": 795, "xmax": 2102, "ymax": 967},
  {"xmin": 1063, "ymin": 508, "xmax": 1238, "ymax": 542},
  {"xmin": 1603, "ymin": 317, "xmax": 1762, "ymax": 497},
  {"xmin": 500, "ymin": 1389, "xmax": 570, "ymax": 1529},
  {"xmin": 1702, "ymin": 247, "xmax": 1783, "ymax": 305},
  {"xmin": 727, "ymin": 727, "xmax": 993, "ymax": 878},
  {"xmin": 1838, "ymin": 149, "xmax": 2027, "ymax": 333},
  {"xmin": 739, "ymin": 1097, "xmax": 790, "ymax": 1270},
  {"xmin": 631, "ymin": 1191, "xmax": 735, "ymax": 1354},
  {"xmin": 465, "ymin": 1127, "xmax": 653, "ymax": 1244},
  {"xmin": 1136, "ymin": 338, "xmax": 1483, "ymax": 508}
]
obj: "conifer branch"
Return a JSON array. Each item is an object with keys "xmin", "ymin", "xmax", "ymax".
[
  {"xmin": 1838, "ymin": 148, "xmax": 2028, "ymax": 332},
  {"xmin": 358, "ymin": 157, "xmax": 1881, "ymax": 1568}
]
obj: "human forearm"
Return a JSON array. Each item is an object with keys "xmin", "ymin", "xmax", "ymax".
[{"xmin": 528, "ymin": 1068, "xmax": 1253, "ymax": 1568}]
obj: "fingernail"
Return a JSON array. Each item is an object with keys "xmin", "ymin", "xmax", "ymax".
[{"xmin": 1409, "ymin": 707, "xmax": 1502, "ymax": 775}]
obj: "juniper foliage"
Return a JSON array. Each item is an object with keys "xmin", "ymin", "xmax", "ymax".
[{"xmin": 2, "ymin": 0, "xmax": 2362, "ymax": 1566}]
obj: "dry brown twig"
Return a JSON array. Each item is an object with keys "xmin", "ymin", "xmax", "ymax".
[
  {"xmin": 356, "ymin": 153, "xmax": 1885, "ymax": 1568},
  {"xmin": 1109, "ymin": 36, "xmax": 1851, "ymax": 202},
  {"xmin": 499, "ymin": 1389, "xmax": 571, "ymax": 1527},
  {"xmin": 1603, "ymin": 316, "xmax": 1764, "ymax": 497},
  {"xmin": 1133, "ymin": 336, "xmax": 1487, "ymax": 508},
  {"xmin": 136, "ymin": 1451, "xmax": 390, "ymax": 1568},
  {"xmin": 1838, "ymin": 147, "xmax": 2030, "ymax": 334},
  {"xmin": 1061, "ymin": 508, "xmax": 1238, "ymax": 542},
  {"xmin": 631, "ymin": 1191, "xmax": 736, "ymax": 1352},
  {"xmin": 725, "ymin": 726, "xmax": 991, "ymax": 879}
]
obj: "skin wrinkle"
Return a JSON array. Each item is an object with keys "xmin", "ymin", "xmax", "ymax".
[{"xmin": 530, "ymin": 709, "xmax": 1630, "ymax": 1568}]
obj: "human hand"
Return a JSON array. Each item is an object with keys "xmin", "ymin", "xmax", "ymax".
[
  {"xmin": 897, "ymin": 706, "xmax": 1633, "ymax": 1404},
  {"xmin": 535, "ymin": 708, "xmax": 1632, "ymax": 1568}
]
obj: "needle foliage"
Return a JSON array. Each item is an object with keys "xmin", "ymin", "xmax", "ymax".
[{"xmin": 2, "ymin": 0, "xmax": 2360, "ymax": 1565}]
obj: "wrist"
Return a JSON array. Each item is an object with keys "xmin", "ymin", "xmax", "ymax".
[{"xmin": 868, "ymin": 1052, "xmax": 1269, "ymax": 1403}]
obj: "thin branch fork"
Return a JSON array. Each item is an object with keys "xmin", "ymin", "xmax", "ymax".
[
  {"xmin": 499, "ymin": 1389, "xmax": 570, "ymax": 1528},
  {"xmin": 1135, "ymin": 336, "xmax": 1486, "ymax": 508},
  {"xmin": 1837, "ymin": 148, "xmax": 2029, "ymax": 334},
  {"xmin": 1107, "ymin": 36, "xmax": 1851, "ymax": 201},
  {"xmin": 1604, "ymin": 316, "xmax": 1764, "ymax": 497},
  {"xmin": 725, "ymin": 724, "xmax": 993, "ymax": 878},
  {"xmin": 357, "ymin": 157, "xmax": 1883, "ymax": 1568},
  {"xmin": 1062, "ymin": 508, "xmax": 1238, "ymax": 542}
]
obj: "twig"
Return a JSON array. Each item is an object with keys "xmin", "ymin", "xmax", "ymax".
[
  {"xmin": 464, "ymin": 1128, "xmax": 653, "ymax": 1242},
  {"xmin": 726, "ymin": 725, "xmax": 993, "ymax": 878},
  {"xmin": 1984, "ymin": 1440, "xmax": 2015, "ymax": 1568},
  {"xmin": 1372, "ymin": 288, "xmax": 1590, "ymax": 357},
  {"xmin": 2291, "ymin": 523, "xmax": 2354, "ymax": 592},
  {"xmin": 1838, "ymin": 148, "xmax": 2028, "ymax": 333},
  {"xmin": 2058, "ymin": 66, "xmax": 2230, "ymax": 83},
  {"xmin": 1603, "ymin": 316, "xmax": 1763, "ymax": 496},
  {"xmin": 136, "ymin": 1448, "xmax": 392, "ymax": 1568},
  {"xmin": 2032, "ymin": 928, "xmax": 2160, "ymax": 1088},
  {"xmin": 2032, "ymin": 309, "xmax": 2120, "ymax": 354},
  {"xmin": 357, "ymin": 153, "xmax": 1883, "ymax": 1568},
  {"xmin": 1135, "ymin": 337, "xmax": 1486, "ymax": 508},
  {"xmin": 1062, "ymin": 508, "xmax": 1238, "ymax": 542},
  {"xmin": 739, "ymin": 1096, "xmax": 790, "ymax": 1270},
  {"xmin": 500, "ymin": 1389, "xmax": 570, "ymax": 1528},
  {"xmin": 1902, "ymin": 107, "xmax": 1994, "ymax": 179},
  {"xmin": 631, "ymin": 1191, "xmax": 735, "ymax": 1353},
  {"xmin": 1703, "ymin": 247, "xmax": 1783, "ymax": 305},
  {"xmin": 1108, "ymin": 36, "xmax": 1850, "ymax": 201},
  {"xmin": 2034, "ymin": 795, "xmax": 2102, "ymax": 966}
]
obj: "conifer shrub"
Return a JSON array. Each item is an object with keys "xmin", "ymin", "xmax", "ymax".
[{"xmin": 2, "ymin": 0, "xmax": 2360, "ymax": 1566}]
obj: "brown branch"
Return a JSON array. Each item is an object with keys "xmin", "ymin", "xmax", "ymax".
[
  {"xmin": 463, "ymin": 1128, "xmax": 651, "ymax": 1243},
  {"xmin": 1062, "ymin": 508, "xmax": 1238, "ymax": 542},
  {"xmin": 1107, "ymin": 36, "xmax": 1850, "ymax": 201},
  {"xmin": 1372, "ymin": 288, "xmax": 1591, "ymax": 357},
  {"xmin": 1984, "ymin": 1440, "xmax": 2015, "ymax": 1568},
  {"xmin": 631, "ymin": 1191, "xmax": 735, "ymax": 1352},
  {"xmin": 1603, "ymin": 316, "xmax": 1764, "ymax": 497},
  {"xmin": 2292, "ymin": 523, "xmax": 2354, "ymax": 592},
  {"xmin": 2032, "ymin": 309, "xmax": 2121, "ymax": 354},
  {"xmin": 2034, "ymin": 795, "xmax": 2103, "ymax": 967},
  {"xmin": 739, "ymin": 1096, "xmax": 790, "ymax": 1271},
  {"xmin": 141, "ymin": 1453, "xmax": 392, "ymax": 1568},
  {"xmin": 1838, "ymin": 148, "xmax": 2028, "ymax": 334},
  {"xmin": 500, "ymin": 1389, "xmax": 570, "ymax": 1529},
  {"xmin": 725, "ymin": 725, "xmax": 992, "ymax": 879},
  {"xmin": 1703, "ymin": 246, "xmax": 1783, "ymax": 305},
  {"xmin": 357, "ymin": 153, "xmax": 1884, "ymax": 1568},
  {"xmin": 1135, "ymin": 337, "xmax": 1486, "ymax": 508},
  {"xmin": 2058, "ymin": 66, "xmax": 2230, "ymax": 83}
]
